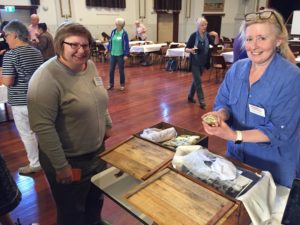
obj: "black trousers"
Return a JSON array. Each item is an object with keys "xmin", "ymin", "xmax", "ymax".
[{"xmin": 39, "ymin": 147, "xmax": 107, "ymax": 225}]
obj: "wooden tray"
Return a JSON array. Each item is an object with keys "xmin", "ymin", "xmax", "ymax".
[
  {"xmin": 124, "ymin": 168, "xmax": 237, "ymax": 225},
  {"xmin": 100, "ymin": 136, "xmax": 174, "ymax": 181},
  {"xmin": 134, "ymin": 122, "xmax": 209, "ymax": 151}
]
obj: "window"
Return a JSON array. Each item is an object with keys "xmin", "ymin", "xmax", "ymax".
[{"xmin": 86, "ymin": 0, "xmax": 126, "ymax": 8}]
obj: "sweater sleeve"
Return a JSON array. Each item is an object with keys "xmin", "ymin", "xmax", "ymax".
[{"xmin": 28, "ymin": 68, "xmax": 69, "ymax": 170}]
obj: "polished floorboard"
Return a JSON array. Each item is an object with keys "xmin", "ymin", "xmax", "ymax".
[{"xmin": 0, "ymin": 61, "xmax": 226, "ymax": 225}]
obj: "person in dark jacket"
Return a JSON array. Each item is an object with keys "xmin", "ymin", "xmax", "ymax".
[
  {"xmin": 34, "ymin": 23, "xmax": 55, "ymax": 62},
  {"xmin": 106, "ymin": 18, "xmax": 130, "ymax": 91},
  {"xmin": 185, "ymin": 17, "xmax": 219, "ymax": 109},
  {"xmin": 0, "ymin": 21, "xmax": 9, "ymax": 68}
]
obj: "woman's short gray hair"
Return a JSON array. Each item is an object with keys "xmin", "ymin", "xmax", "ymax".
[
  {"xmin": 196, "ymin": 17, "xmax": 208, "ymax": 26},
  {"xmin": 115, "ymin": 18, "xmax": 125, "ymax": 27},
  {"xmin": 3, "ymin": 20, "xmax": 29, "ymax": 42}
]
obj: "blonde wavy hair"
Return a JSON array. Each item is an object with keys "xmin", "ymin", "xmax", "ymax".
[{"xmin": 240, "ymin": 8, "xmax": 290, "ymax": 59}]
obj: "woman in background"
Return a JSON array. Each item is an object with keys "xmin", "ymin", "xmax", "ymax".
[
  {"xmin": 106, "ymin": 18, "xmax": 129, "ymax": 91},
  {"xmin": 185, "ymin": 17, "xmax": 219, "ymax": 109}
]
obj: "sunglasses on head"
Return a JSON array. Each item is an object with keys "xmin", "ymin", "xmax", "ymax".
[{"xmin": 244, "ymin": 10, "xmax": 283, "ymax": 31}]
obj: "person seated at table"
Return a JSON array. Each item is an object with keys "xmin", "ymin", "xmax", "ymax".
[
  {"xmin": 100, "ymin": 32, "xmax": 110, "ymax": 43},
  {"xmin": 202, "ymin": 8, "xmax": 300, "ymax": 188}
]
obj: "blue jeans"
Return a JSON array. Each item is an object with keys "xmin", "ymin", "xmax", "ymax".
[
  {"xmin": 188, "ymin": 64, "xmax": 205, "ymax": 103},
  {"xmin": 109, "ymin": 55, "xmax": 125, "ymax": 86}
]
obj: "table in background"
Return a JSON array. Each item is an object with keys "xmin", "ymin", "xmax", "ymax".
[
  {"xmin": 221, "ymin": 51, "xmax": 234, "ymax": 63},
  {"xmin": 165, "ymin": 48, "xmax": 190, "ymax": 71},
  {"xmin": 130, "ymin": 43, "xmax": 167, "ymax": 53}
]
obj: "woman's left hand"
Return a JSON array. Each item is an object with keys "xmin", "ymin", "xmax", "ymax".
[
  {"xmin": 104, "ymin": 128, "xmax": 112, "ymax": 141},
  {"xmin": 123, "ymin": 56, "xmax": 128, "ymax": 61},
  {"xmin": 202, "ymin": 119, "xmax": 236, "ymax": 141},
  {"xmin": 209, "ymin": 31, "xmax": 218, "ymax": 37}
]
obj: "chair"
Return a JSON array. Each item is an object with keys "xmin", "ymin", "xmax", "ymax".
[
  {"xmin": 91, "ymin": 42, "xmax": 99, "ymax": 61},
  {"xmin": 209, "ymin": 54, "xmax": 229, "ymax": 82},
  {"xmin": 157, "ymin": 46, "xmax": 169, "ymax": 68}
]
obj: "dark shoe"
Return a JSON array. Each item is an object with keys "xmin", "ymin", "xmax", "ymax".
[
  {"xmin": 188, "ymin": 97, "xmax": 196, "ymax": 104},
  {"xmin": 200, "ymin": 102, "xmax": 206, "ymax": 110},
  {"xmin": 106, "ymin": 85, "xmax": 114, "ymax": 90}
]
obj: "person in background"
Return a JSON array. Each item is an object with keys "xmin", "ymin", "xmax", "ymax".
[
  {"xmin": 0, "ymin": 155, "xmax": 22, "ymax": 225},
  {"xmin": 34, "ymin": 23, "xmax": 55, "ymax": 62},
  {"xmin": 134, "ymin": 20, "xmax": 147, "ymax": 41},
  {"xmin": 1, "ymin": 20, "xmax": 43, "ymax": 175},
  {"xmin": 185, "ymin": 17, "xmax": 219, "ymax": 109},
  {"xmin": 100, "ymin": 32, "xmax": 110, "ymax": 43},
  {"xmin": 107, "ymin": 18, "xmax": 129, "ymax": 91},
  {"xmin": 202, "ymin": 8, "xmax": 300, "ymax": 187},
  {"xmin": 28, "ymin": 14, "xmax": 39, "ymax": 42},
  {"xmin": 0, "ymin": 21, "xmax": 9, "ymax": 69},
  {"xmin": 28, "ymin": 22, "xmax": 112, "ymax": 225}
]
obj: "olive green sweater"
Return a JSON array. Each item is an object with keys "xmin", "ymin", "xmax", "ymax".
[{"xmin": 28, "ymin": 57, "xmax": 112, "ymax": 169}]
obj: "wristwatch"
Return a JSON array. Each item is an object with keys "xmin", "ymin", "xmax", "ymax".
[{"xmin": 235, "ymin": 130, "xmax": 243, "ymax": 144}]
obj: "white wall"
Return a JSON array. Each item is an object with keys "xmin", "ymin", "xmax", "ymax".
[{"xmin": 2, "ymin": 0, "xmax": 267, "ymax": 42}]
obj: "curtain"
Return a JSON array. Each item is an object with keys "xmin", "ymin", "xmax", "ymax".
[
  {"xmin": 154, "ymin": 0, "xmax": 182, "ymax": 11},
  {"xmin": 86, "ymin": 0, "xmax": 126, "ymax": 8},
  {"xmin": 30, "ymin": 0, "xmax": 40, "ymax": 5}
]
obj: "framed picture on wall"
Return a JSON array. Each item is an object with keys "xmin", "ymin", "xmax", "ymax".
[{"xmin": 203, "ymin": 0, "xmax": 225, "ymax": 12}]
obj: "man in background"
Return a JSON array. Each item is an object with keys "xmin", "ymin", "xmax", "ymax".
[
  {"xmin": 28, "ymin": 14, "xmax": 39, "ymax": 42},
  {"xmin": 134, "ymin": 20, "xmax": 147, "ymax": 41}
]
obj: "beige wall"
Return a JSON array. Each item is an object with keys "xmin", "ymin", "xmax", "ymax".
[{"xmin": 2, "ymin": 0, "xmax": 267, "ymax": 42}]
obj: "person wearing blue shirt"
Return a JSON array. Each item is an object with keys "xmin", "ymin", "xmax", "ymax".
[
  {"xmin": 107, "ymin": 18, "xmax": 129, "ymax": 91},
  {"xmin": 202, "ymin": 9, "xmax": 300, "ymax": 187}
]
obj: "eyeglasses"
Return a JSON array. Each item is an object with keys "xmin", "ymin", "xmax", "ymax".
[
  {"xmin": 63, "ymin": 41, "xmax": 90, "ymax": 50},
  {"xmin": 244, "ymin": 10, "xmax": 283, "ymax": 31}
]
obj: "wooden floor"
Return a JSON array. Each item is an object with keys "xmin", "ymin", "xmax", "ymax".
[{"xmin": 0, "ymin": 60, "xmax": 227, "ymax": 225}]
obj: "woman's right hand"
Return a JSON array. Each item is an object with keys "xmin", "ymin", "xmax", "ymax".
[
  {"xmin": 201, "ymin": 111, "xmax": 223, "ymax": 127},
  {"xmin": 56, "ymin": 165, "xmax": 73, "ymax": 184}
]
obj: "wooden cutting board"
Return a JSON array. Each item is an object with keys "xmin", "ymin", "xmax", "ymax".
[
  {"xmin": 100, "ymin": 136, "xmax": 174, "ymax": 180},
  {"xmin": 124, "ymin": 168, "xmax": 235, "ymax": 225}
]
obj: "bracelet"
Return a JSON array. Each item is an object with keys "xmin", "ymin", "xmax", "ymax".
[{"xmin": 235, "ymin": 130, "xmax": 243, "ymax": 144}]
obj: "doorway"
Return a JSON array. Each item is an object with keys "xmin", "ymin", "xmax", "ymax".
[{"xmin": 157, "ymin": 12, "xmax": 179, "ymax": 43}]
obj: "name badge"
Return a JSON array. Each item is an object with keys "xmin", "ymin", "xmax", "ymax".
[
  {"xmin": 249, "ymin": 104, "xmax": 265, "ymax": 117},
  {"xmin": 117, "ymin": 36, "xmax": 122, "ymax": 40},
  {"xmin": 93, "ymin": 76, "xmax": 103, "ymax": 86}
]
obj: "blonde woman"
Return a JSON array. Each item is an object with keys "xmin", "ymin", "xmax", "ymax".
[{"xmin": 202, "ymin": 9, "xmax": 300, "ymax": 187}]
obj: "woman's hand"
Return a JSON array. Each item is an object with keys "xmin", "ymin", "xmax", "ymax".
[
  {"xmin": 104, "ymin": 128, "xmax": 112, "ymax": 141},
  {"xmin": 202, "ymin": 119, "xmax": 236, "ymax": 141},
  {"xmin": 123, "ymin": 56, "xmax": 128, "ymax": 61},
  {"xmin": 56, "ymin": 165, "xmax": 73, "ymax": 184},
  {"xmin": 209, "ymin": 31, "xmax": 218, "ymax": 37}
]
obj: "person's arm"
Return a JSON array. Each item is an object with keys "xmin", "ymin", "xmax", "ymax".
[
  {"xmin": 1, "ymin": 52, "xmax": 15, "ymax": 87},
  {"xmin": 185, "ymin": 33, "xmax": 196, "ymax": 54},
  {"xmin": 208, "ymin": 31, "xmax": 219, "ymax": 45},
  {"xmin": 123, "ymin": 31, "xmax": 130, "ymax": 57}
]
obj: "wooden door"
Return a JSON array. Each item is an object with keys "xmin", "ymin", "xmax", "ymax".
[
  {"xmin": 203, "ymin": 14, "xmax": 223, "ymax": 35},
  {"xmin": 157, "ymin": 12, "xmax": 179, "ymax": 43}
]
